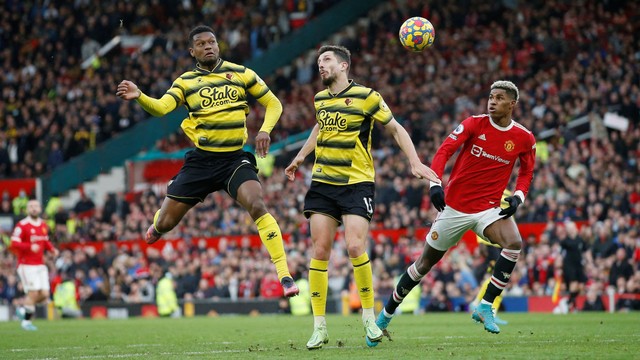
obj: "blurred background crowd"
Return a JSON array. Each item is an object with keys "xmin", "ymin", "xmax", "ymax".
[{"xmin": 0, "ymin": 0, "xmax": 639, "ymax": 312}]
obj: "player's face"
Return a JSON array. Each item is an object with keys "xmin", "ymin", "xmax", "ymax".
[
  {"xmin": 190, "ymin": 32, "xmax": 220, "ymax": 68},
  {"xmin": 318, "ymin": 51, "xmax": 346, "ymax": 86},
  {"xmin": 487, "ymin": 89, "xmax": 515, "ymax": 118},
  {"xmin": 26, "ymin": 200, "xmax": 41, "ymax": 218}
]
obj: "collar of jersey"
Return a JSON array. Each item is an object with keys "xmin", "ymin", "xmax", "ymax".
[
  {"xmin": 488, "ymin": 116, "xmax": 514, "ymax": 131},
  {"xmin": 194, "ymin": 58, "xmax": 223, "ymax": 74},
  {"xmin": 327, "ymin": 79, "xmax": 355, "ymax": 97}
]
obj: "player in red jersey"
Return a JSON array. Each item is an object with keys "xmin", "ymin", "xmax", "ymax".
[
  {"xmin": 11, "ymin": 199, "xmax": 59, "ymax": 331},
  {"xmin": 376, "ymin": 80, "xmax": 536, "ymax": 335}
]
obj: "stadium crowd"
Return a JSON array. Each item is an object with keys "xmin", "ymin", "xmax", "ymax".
[
  {"xmin": 0, "ymin": 0, "xmax": 336, "ymax": 178},
  {"xmin": 1, "ymin": 0, "xmax": 639, "ymax": 312}
]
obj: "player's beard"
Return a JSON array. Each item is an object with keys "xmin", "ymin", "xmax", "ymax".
[
  {"xmin": 199, "ymin": 55, "xmax": 219, "ymax": 69},
  {"xmin": 322, "ymin": 73, "xmax": 337, "ymax": 86}
]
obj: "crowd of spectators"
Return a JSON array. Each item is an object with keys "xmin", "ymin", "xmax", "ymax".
[
  {"xmin": 0, "ymin": 0, "xmax": 337, "ymax": 178},
  {"xmin": 1, "ymin": 0, "xmax": 639, "ymax": 312}
]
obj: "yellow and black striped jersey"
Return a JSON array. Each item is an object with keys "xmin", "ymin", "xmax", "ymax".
[
  {"xmin": 166, "ymin": 60, "xmax": 273, "ymax": 152},
  {"xmin": 312, "ymin": 81, "xmax": 393, "ymax": 185}
]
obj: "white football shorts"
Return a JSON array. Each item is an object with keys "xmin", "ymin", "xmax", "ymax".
[
  {"xmin": 426, "ymin": 206, "xmax": 514, "ymax": 251},
  {"xmin": 17, "ymin": 264, "xmax": 50, "ymax": 292}
]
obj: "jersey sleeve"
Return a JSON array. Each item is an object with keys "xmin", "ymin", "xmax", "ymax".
[
  {"xmin": 243, "ymin": 68, "xmax": 282, "ymax": 133},
  {"xmin": 431, "ymin": 117, "xmax": 475, "ymax": 178},
  {"xmin": 135, "ymin": 76, "xmax": 185, "ymax": 117},
  {"xmin": 514, "ymin": 132, "xmax": 536, "ymax": 202},
  {"xmin": 10, "ymin": 224, "xmax": 30, "ymax": 251},
  {"xmin": 244, "ymin": 68, "xmax": 271, "ymax": 100},
  {"xmin": 363, "ymin": 91, "xmax": 393, "ymax": 125}
]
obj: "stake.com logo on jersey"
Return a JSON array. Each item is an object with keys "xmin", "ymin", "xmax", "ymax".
[{"xmin": 470, "ymin": 144, "xmax": 511, "ymax": 164}]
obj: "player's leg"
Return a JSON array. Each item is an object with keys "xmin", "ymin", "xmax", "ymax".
[
  {"xmin": 17, "ymin": 265, "xmax": 41, "ymax": 330},
  {"xmin": 342, "ymin": 214, "xmax": 383, "ymax": 347},
  {"xmin": 473, "ymin": 215, "xmax": 521, "ymax": 334},
  {"xmin": 234, "ymin": 174, "xmax": 297, "ymax": 296},
  {"xmin": 305, "ymin": 213, "xmax": 338, "ymax": 349},
  {"xmin": 377, "ymin": 242, "xmax": 447, "ymax": 337},
  {"xmin": 146, "ymin": 197, "xmax": 194, "ymax": 244},
  {"xmin": 378, "ymin": 207, "xmax": 465, "ymax": 335},
  {"xmin": 147, "ymin": 150, "xmax": 212, "ymax": 244}
]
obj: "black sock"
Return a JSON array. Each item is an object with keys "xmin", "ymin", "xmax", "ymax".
[
  {"xmin": 569, "ymin": 291, "xmax": 579, "ymax": 306},
  {"xmin": 25, "ymin": 311, "xmax": 33, "ymax": 321},
  {"xmin": 483, "ymin": 249, "xmax": 519, "ymax": 304},
  {"xmin": 384, "ymin": 263, "xmax": 423, "ymax": 315}
]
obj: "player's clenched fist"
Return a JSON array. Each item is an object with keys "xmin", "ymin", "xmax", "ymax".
[{"xmin": 116, "ymin": 80, "xmax": 141, "ymax": 100}]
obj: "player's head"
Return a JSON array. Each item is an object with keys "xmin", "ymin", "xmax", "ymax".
[
  {"xmin": 317, "ymin": 45, "xmax": 351, "ymax": 86},
  {"xmin": 488, "ymin": 80, "xmax": 519, "ymax": 119},
  {"xmin": 189, "ymin": 25, "xmax": 219, "ymax": 68},
  {"xmin": 26, "ymin": 199, "xmax": 41, "ymax": 219}
]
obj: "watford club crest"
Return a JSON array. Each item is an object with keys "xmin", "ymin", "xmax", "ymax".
[
  {"xmin": 345, "ymin": 98, "xmax": 352, "ymax": 106},
  {"xmin": 226, "ymin": 73, "xmax": 233, "ymax": 80}
]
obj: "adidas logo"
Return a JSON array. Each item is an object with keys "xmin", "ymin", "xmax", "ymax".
[
  {"xmin": 360, "ymin": 287, "xmax": 371, "ymax": 293},
  {"xmin": 478, "ymin": 134, "xmax": 487, "ymax": 140},
  {"xmin": 311, "ymin": 292, "xmax": 321, "ymax": 298},
  {"xmin": 266, "ymin": 231, "xmax": 277, "ymax": 240}
]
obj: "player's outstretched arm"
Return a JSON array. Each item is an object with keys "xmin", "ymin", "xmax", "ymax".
[
  {"xmin": 384, "ymin": 119, "xmax": 440, "ymax": 183},
  {"xmin": 285, "ymin": 124, "xmax": 319, "ymax": 181},
  {"xmin": 116, "ymin": 80, "xmax": 179, "ymax": 117}
]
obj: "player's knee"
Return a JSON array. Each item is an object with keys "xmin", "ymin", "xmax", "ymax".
[
  {"xmin": 312, "ymin": 245, "xmax": 331, "ymax": 260},
  {"xmin": 346, "ymin": 244, "xmax": 365, "ymax": 258}
]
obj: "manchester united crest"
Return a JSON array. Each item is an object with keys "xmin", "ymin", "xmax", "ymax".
[{"xmin": 504, "ymin": 140, "xmax": 515, "ymax": 152}]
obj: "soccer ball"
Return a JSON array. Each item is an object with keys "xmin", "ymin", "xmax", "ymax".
[{"xmin": 399, "ymin": 17, "xmax": 435, "ymax": 52}]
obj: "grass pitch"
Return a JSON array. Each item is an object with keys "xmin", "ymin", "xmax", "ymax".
[{"xmin": 0, "ymin": 312, "xmax": 638, "ymax": 359}]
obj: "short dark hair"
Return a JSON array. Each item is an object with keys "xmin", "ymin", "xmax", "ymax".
[
  {"xmin": 189, "ymin": 25, "xmax": 215, "ymax": 46},
  {"xmin": 318, "ymin": 45, "xmax": 351, "ymax": 70}
]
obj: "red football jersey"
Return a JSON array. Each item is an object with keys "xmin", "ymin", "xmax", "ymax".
[
  {"xmin": 10, "ymin": 218, "xmax": 54, "ymax": 265},
  {"xmin": 431, "ymin": 114, "xmax": 536, "ymax": 213}
]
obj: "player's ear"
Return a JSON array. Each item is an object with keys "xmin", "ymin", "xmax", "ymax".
[{"xmin": 189, "ymin": 48, "xmax": 195, "ymax": 58}]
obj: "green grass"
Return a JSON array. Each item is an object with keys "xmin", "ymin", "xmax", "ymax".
[{"xmin": 1, "ymin": 313, "xmax": 638, "ymax": 359}]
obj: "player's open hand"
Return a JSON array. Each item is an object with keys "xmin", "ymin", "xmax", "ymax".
[
  {"xmin": 284, "ymin": 157, "xmax": 304, "ymax": 181},
  {"xmin": 116, "ymin": 80, "xmax": 141, "ymax": 100},
  {"xmin": 411, "ymin": 163, "xmax": 440, "ymax": 183},
  {"xmin": 255, "ymin": 131, "xmax": 271, "ymax": 158}
]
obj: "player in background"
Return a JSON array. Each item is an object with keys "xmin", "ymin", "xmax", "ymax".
[
  {"xmin": 285, "ymin": 45, "xmax": 439, "ymax": 349},
  {"xmin": 11, "ymin": 199, "xmax": 59, "ymax": 331},
  {"xmin": 376, "ymin": 80, "xmax": 535, "ymax": 335},
  {"xmin": 116, "ymin": 25, "xmax": 298, "ymax": 297}
]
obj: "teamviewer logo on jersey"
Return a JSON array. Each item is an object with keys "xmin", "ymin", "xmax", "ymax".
[{"xmin": 471, "ymin": 144, "xmax": 483, "ymax": 157}]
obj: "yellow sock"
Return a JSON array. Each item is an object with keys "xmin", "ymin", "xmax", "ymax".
[
  {"xmin": 351, "ymin": 253, "xmax": 374, "ymax": 309},
  {"xmin": 493, "ymin": 295, "xmax": 502, "ymax": 311},
  {"xmin": 152, "ymin": 210, "xmax": 164, "ymax": 233},
  {"xmin": 309, "ymin": 258, "xmax": 328, "ymax": 316},
  {"xmin": 255, "ymin": 213, "xmax": 290, "ymax": 281}
]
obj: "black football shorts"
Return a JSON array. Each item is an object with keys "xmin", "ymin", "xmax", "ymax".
[
  {"xmin": 166, "ymin": 149, "xmax": 259, "ymax": 205},
  {"xmin": 303, "ymin": 181, "xmax": 375, "ymax": 224}
]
